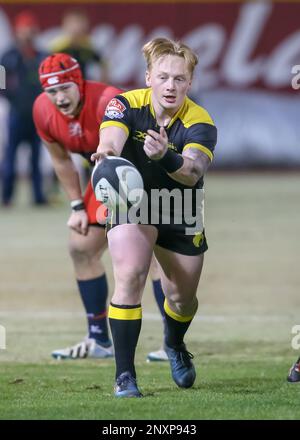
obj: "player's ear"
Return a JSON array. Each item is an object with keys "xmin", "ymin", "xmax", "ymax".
[{"xmin": 145, "ymin": 70, "xmax": 151, "ymax": 87}]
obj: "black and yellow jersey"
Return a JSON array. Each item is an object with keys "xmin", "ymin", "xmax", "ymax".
[{"xmin": 101, "ymin": 88, "xmax": 217, "ymax": 196}]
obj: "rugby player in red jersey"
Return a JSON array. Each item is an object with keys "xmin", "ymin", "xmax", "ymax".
[{"xmin": 33, "ymin": 53, "xmax": 167, "ymax": 360}]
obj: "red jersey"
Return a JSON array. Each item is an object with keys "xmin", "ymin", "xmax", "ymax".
[
  {"xmin": 33, "ymin": 80, "xmax": 121, "ymax": 225},
  {"xmin": 33, "ymin": 80, "xmax": 121, "ymax": 161}
]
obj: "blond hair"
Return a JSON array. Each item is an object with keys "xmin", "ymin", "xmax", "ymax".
[{"xmin": 142, "ymin": 37, "xmax": 198, "ymax": 77}]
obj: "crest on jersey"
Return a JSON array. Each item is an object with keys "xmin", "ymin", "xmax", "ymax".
[
  {"xmin": 105, "ymin": 98, "xmax": 126, "ymax": 119},
  {"xmin": 68, "ymin": 122, "xmax": 82, "ymax": 137}
]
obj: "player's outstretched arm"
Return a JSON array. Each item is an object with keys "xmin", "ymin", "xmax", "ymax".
[{"xmin": 91, "ymin": 126, "xmax": 128, "ymax": 163}]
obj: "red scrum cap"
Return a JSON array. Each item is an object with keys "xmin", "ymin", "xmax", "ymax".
[
  {"xmin": 14, "ymin": 11, "xmax": 39, "ymax": 30},
  {"xmin": 39, "ymin": 53, "xmax": 84, "ymax": 98}
]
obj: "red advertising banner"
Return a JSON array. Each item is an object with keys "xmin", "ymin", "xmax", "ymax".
[
  {"xmin": 0, "ymin": 2, "xmax": 299, "ymax": 91},
  {"xmin": 0, "ymin": 2, "xmax": 299, "ymax": 165}
]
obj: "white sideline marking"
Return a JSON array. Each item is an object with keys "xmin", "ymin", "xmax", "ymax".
[
  {"xmin": 0, "ymin": 325, "xmax": 5, "ymax": 349},
  {"xmin": 0, "ymin": 311, "xmax": 295, "ymax": 323}
]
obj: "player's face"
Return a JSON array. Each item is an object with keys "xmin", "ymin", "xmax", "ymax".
[
  {"xmin": 45, "ymin": 83, "xmax": 80, "ymax": 116},
  {"xmin": 145, "ymin": 55, "xmax": 192, "ymax": 115}
]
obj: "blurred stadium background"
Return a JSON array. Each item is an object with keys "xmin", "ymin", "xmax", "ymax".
[{"xmin": 0, "ymin": 0, "xmax": 300, "ymax": 420}]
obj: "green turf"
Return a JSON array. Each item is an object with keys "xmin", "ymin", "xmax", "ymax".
[
  {"xmin": 1, "ymin": 173, "xmax": 300, "ymax": 419},
  {"xmin": 1, "ymin": 355, "xmax": 299, "ymax": 420}
]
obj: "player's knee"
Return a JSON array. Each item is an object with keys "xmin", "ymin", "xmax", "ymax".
[
  {"xmin": 163, "ymin": 285, "xmax": 183, "ymax": 306},
  {"xmin": 115, "ymin": 266, "xmax": 147, "ymax": 296},
  {"xmin": 166, "ymin": 294, "xmax": 198, "ymax": 317},
  {"xmin": 68, "ymin": 239, "xmax": 101, "ymax": 264}
]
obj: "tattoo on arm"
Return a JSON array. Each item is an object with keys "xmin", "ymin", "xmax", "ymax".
[{"xmin": 183, "ymin": 147, "xmax": 211, "ymax": 178}]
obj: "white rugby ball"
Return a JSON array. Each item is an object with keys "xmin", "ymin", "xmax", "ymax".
[{"xmin": 91, "ymin": 156, "xmax": 144, "ymax": 211}]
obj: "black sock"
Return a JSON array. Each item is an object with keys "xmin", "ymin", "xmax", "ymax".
[
  {"xmin": 164, "ymin": 300, "xmax": 195, "ymax": 348},
  {"xmin": 77, "ymin": 275, "xmax": 109, "ymax": 344},
  {"xmin": 109, "ymin": 303, "xmax": 142, "ymax": 379},
  {"xmin": 152, "ymin": 279, "xmax": 165, "ymax": 316},
  {"xmin": 152, "ymin": 279, "xmax": 167, "ymax": 337}
]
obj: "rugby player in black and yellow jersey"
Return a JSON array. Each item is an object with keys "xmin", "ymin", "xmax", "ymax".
[{"xmin": 92, "ymin": 37, "xmax": 217, "ymax": 397}]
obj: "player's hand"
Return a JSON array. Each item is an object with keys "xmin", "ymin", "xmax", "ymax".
[
  {"xmin": 67, "ymin": 210, "xmax": 89, "ymax": 235},
  {"xmin": 91, "ymin": 146, "xmax": 117, "ymax": 163},
  {"xmin": 144, "ymin": 127, "xmax": 168, "ymax": 160}
]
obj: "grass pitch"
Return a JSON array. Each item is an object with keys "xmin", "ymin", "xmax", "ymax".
[{"xmin": 0, "ymin": 172, "xmax": 300, "ymax": 420}]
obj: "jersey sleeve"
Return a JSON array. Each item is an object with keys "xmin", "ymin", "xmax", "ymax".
[
  {"xmin": 96, "ymin": 86, "xmax": 123, "ymax": 122},
  {"xmin": 100, "ymin": 95, "xmax": 132, "ymax": 137},
  {"xmin": 32, "ymin": 96, "xmax": 56, "ymax": 143},
  {"xmin": 183, "ymin": 122, "xmax": 217, "ymax": 161}
]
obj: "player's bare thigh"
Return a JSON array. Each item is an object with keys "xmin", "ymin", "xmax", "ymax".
[
  {"xmin": 107, "ymin": 224, "xmax": 158, "ymax": 304},
  {"xmin": 69, "ymin": 225, "xmax": 107, "ymax": 256},
  {"xmin": 68, "ymin": 226, "xmax": 107, "ymax": 279},
  {"xmin": 154, "ymin": 245, "xmax": 204, "ymax": 315}
]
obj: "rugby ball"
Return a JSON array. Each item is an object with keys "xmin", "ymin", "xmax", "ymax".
[{"xmin": 91, "ymin": 156, "xmax": 144, "ymax": 211}]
